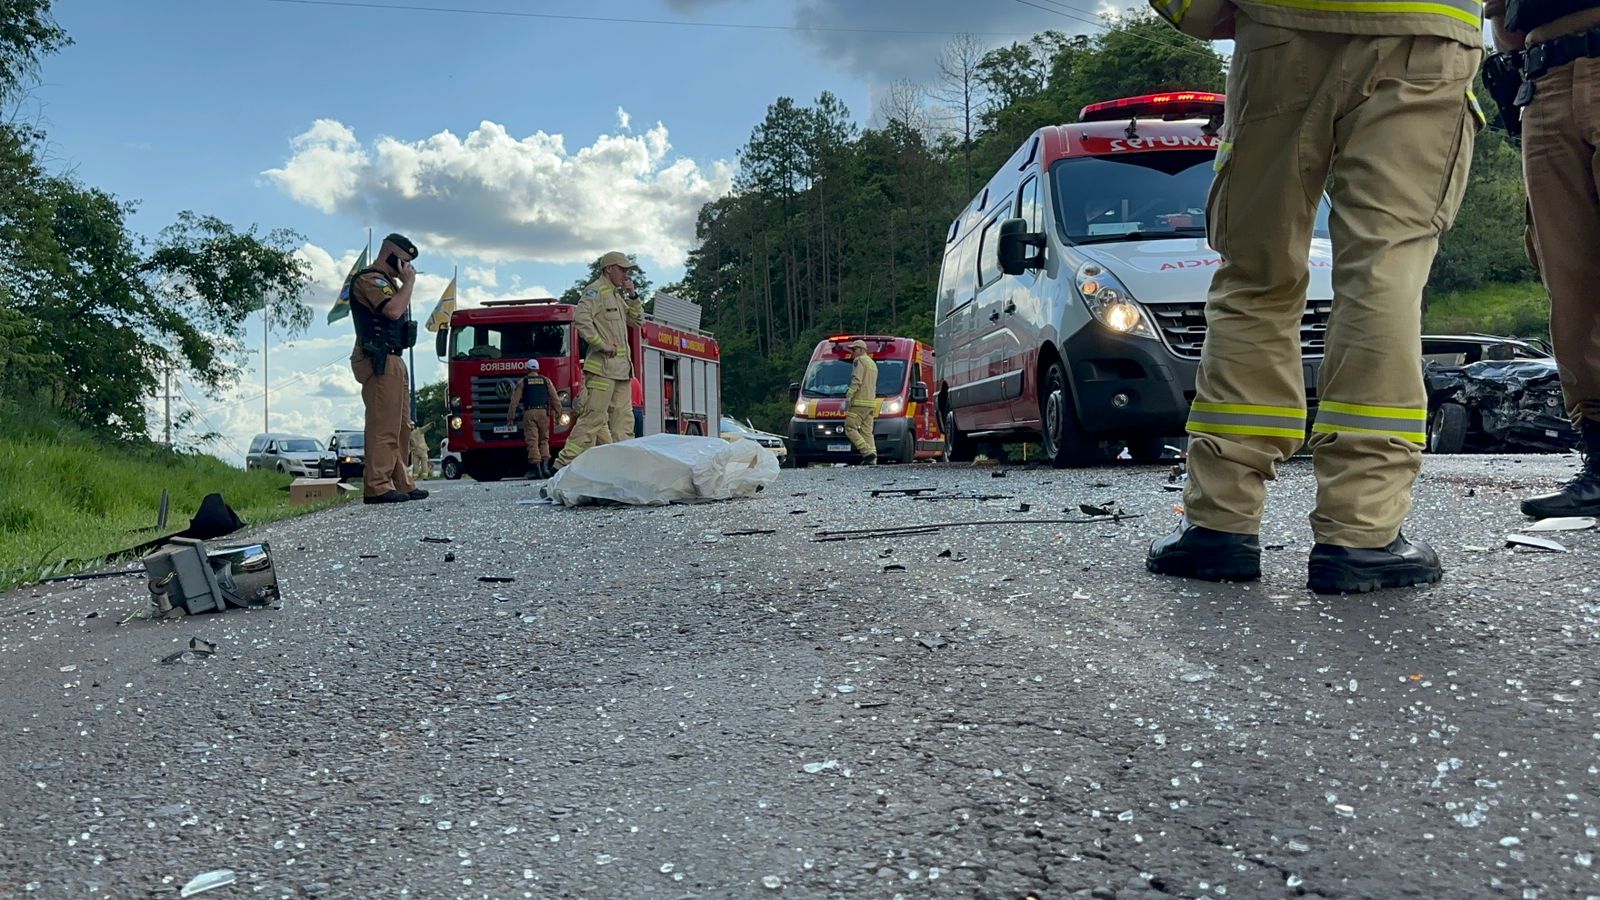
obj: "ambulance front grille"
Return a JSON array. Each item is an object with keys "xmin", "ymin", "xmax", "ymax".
[
  {"xmin": 1143, "ymin": 299, "xmax": 1332, "ymax": 360},
  {"xmin": 470, "ymin": 374, "xmax": 521, "ymax": 440}
]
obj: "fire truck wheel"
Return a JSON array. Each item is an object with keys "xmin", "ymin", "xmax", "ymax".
[
  {"xmin": 1041, "ymin": 361, "xmax": 1103, "ymax": 469},
  {"xmin": 441, "ymin": 457, "xmax": 463, "ymax": 480},
  {"xmin": 790, "ymin": 455, "xmax": 808, "ymax": 469},
  {"xmin": 943, "ymin": 410, "xmax": 976, "ymax": 463}
]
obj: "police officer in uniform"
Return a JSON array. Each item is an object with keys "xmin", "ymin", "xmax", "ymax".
[
  {"xmin": 553, "ymin": 252, "xmax": 644, "ymax": 470},
  {"xmin": 1146, "ymin": 0, "xmax": 1481, "ymax": 592},
  {"xmin": 349, "ymin": 233, "xmax": 429, "ymax": 505},
  {"xmin": 507, "ymin": 358, "xmax": 560, "ymax": 479},
  {"xmin": 1487, "ymin": 0, "xmax": 1600, "ymax": 518},
  {"xmin": 844, "ymin": 339, "xmax": 880, "ymax": 465}
]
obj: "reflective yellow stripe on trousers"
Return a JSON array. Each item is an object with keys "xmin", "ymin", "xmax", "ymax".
[
  {"xmin": 1311, "ymin": 401, "xmax": 1427, "ymax": 444},
  {"xmin": 1188, "ymin": 402, "xmax": 1307, "ymax": 440}
]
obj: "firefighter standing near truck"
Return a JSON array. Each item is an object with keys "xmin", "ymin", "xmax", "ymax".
[
  {"xmin": 349, "ymin": 233, "xmax": 428, "ymax": 505},
  {"xmin": 844, "ymin": 340, "xmax": 880, "ymax": 465},
  {"xmin": 553, "ymin": 251, "xmax": 644, "ymax": 470},
  {"xmin": 1484, "ymin": 0, "xmax": 1600, "ymax": 518},
  {"xmin": 507, "ymin": 358, "xmax": 560, "ymax": 479},
  {"xmin": 1144, "ymin": 0, "xmax": 1482, "ymax": 592}
]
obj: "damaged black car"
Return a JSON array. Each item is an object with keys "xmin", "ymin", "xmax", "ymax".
[{"xmin": 1422, "ymin": 335, "xmax": 1577, "ymax": 454}]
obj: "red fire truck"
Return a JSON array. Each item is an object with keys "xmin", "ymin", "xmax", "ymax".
[
  {"xmin": 436, "ymin": 293, "xmax": 720, "ymax": 481},
  {"xmin": 787, "ymin": 335, "xmax": 943, "ymax": 466}
]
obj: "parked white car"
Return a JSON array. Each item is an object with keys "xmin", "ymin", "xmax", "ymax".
[
  {"xmin": 719, "ymin": 416, "xmax": 788, "ymax": 464},
  {"xmin": 247, "ymin": 433, "xmax": 335, "ymax": 477}
]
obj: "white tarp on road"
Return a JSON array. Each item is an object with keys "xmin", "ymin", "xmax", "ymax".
[{"xmin": 542, "ymin": 434, "xmax": 780, "ymax": 507}]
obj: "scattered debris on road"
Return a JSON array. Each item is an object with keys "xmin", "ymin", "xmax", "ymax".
[
  {"xmin": 161, "ymin": 637, "xmax": 219, "ymax": 665},
  {"xmin": 814, "ymin": 514, "xmax": 1143, "ymax": 542},
  {"xmin": 918, "ymin": 635, "xmax": 950, "ymax": 651},
  {"xmin": 869, "ymin": 487, "xmax": 936, "ymax": 497},
  {"xmin": 1523, "ymin": 517, "xmax": 1597, "ymax": 533},
  {"xmin": 722, "ymin": 529, "xmax": 777, "ymax": 537},
  {"xmin": 138, "ymin": 539, "xmax": 280, "ymax": 618},
  {"xmin": 478, "ymin": 576, "xmax": 516, "ymax": 583},
  {"xmin": 542, "ymin": 434, "xmax": 778, "ymax": 507},
  {"xmin": 179, "ymin": 868, "xmax": 236, "ymax": 898},
  {"xmin": 420, "ymin": 536, "xmax": 454, "ymax": 544}
]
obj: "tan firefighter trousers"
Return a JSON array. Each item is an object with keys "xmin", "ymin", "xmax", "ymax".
[
  {"xmin": 1184, "ymin": 19, "xmax": 1478, "ymax": 548},
  {"xmin": 555, "ymin": 376, "xmax": 631, "ymax": 468}
]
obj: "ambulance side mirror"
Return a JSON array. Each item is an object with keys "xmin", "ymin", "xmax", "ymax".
[
  {"xmin": 911, "ymin": 381, "xmax": 929, "ymax": 404},
  {"xmin": 435, "ymin": 328, "xmax": 448, "ymax": 360},
  {"xmin": 998, "ymin": 218, "xmax": 1046, "ymax": 276},
  {"xmin": 789, "ymin": 382, "xmax": 801, "ymax": 403}
]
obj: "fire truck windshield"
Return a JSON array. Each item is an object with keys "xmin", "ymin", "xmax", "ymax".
[
  {"xmin": 450, "ymin": 322, "xmax": 570, "ymax": 361},
  {"xmin": 800, "ymin": 359, "xmax": 907, "ymax": 398},
  {"xmin": 1053, "ymin": 151, "xmax": 1331, "ymax": 245}
]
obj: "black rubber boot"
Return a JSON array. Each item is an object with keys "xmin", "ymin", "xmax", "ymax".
[
  {"xmin": 1306, "ymin": 533, "xmax": 1441, "ymax": 595},
  {"xmin": 540, "ymin": 461, "xmax": 552, "ymax": 479},
  {"xmin": 363, "ymin": 490, "xmax": 410, "ymax": 505},
  {"xmin": 1146, "ymin": 521, "xmax": 1261, "ymax": 582},
  {"xmin": 1521, "ymin": 420, "xmax": 1600, "ymax": 519},
  {"xmin": 407, "ymin": 488, "xmax": 430, "ymax": 501}
]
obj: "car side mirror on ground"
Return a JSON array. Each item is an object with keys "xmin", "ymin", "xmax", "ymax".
[
  {"xmin": 911, "ymin": 381, "xmax": 930, "ymax": 404},
  {"xmin": 789, "ymin": 382, "xmax": 802, "ymax": 403},
  {"xmin": 998, "ymin": 218, "xmax": 1046, "ymax": 276}
]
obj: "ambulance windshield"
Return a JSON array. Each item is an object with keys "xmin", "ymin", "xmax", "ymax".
[
  {"xmin": 450, "ymin": 323, "xmax": 570, "ymax": 360},
  {"xmin": 800, "ymin": 359, "xmax": 908, "ymax": 398},
  {"xmin": 1053, "ymin": 151, "xmax": 1331, "ymax": 244}
]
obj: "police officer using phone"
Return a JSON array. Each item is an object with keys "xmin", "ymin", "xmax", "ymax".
[
  {"xmin": 1486, "ymin": 0, "xmax": 1600, "ymax": 519},
  {"xmin": 348, "ymin": 233, "xmax": 428, "ymax": 505}
]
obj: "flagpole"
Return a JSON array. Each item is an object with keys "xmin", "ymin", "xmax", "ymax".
[{"xmin": 262, "ymin": 302, "xmax": 269, "ymax": 433}]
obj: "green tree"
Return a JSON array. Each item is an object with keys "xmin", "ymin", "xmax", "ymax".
[
  {"xmin": 415, "ymin": 380, "xmax": 449, "ymax": 434},
  {"xmin": 0, "ymin": 0, "xmax": 69, "ymax": 103}
]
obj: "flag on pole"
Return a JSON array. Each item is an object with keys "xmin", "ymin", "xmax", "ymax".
[
  {"xmin": 326, "ymin": 248, "xmax": 370, "ymax": 325},
  {"xmin": 425, "ymin": 271, "xmax": 457, "ymax": 333}
]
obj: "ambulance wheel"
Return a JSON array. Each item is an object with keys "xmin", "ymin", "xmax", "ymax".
[
  {"xmin": 943, "ymin": 410, "xmax": 976, "ymax": 463},
  {"xmin": 1041, "ymin": 361, "xmax": 1102, "ymax": 469},
  {"xmin": 1126, "ymin": 437, "xmax": 1168, "ymax": 464},
  {"xmin": 1428, "ymin": 402, "xmax": 1468, "ymax": 454},
  {"xmin": 899, "ymin": 437, "xmax": 917, "ymax": 465},
  {"xmin": 441, "ymin": 458, "xmax": 463, "ymax": 480}
]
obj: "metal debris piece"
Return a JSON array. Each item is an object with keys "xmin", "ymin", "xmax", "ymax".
[
  {"xmin": 420, "ymin": 536, "xmax": 454, "ymax": 544},
  {"xmin": 991, "ymin": 470, "xmax": 1008, "ymax": 478},
  {"xmin": 882, "ymin": 564, "xmax": 907, "ymax": 573},
  {"xmin": 869, "ymin": 488, "xmax": 935, "ymax": 497},
  {"xmin": 814, "ymin": 515, "xmax": 1142, "ymax": 542},
  {"xmin": 918, "ymin": 635, "xmax": 950, "ymax": 650},
  {"xmin": 911, "ymin": 493, "xmax": 1013, "ymax": 502},
  {"xmin": 723, "ymin": 529, "xmax": 777, "ymax": 537},
  {"xmin": 937, "ymin": 549, "xmax": 952, "ymax": 558},
  {"xmin": 179, "ymin": 869, "xmax": 236, "ymax": 898},
  {"xmin": 444, "ymin": 552, "xmax": 456, "ymax": 563},
  {"xmin": 1506, "ymin": 534, "xmax": 1569, "ymax": 553},
  {"xmin": 162, "ymin": 637, "xmax": 218, "ymax": 665},
  {"xmin": 478, "ymin": 576, "xmax": 516, "ymax": 583},
  {"xmin": 1016, "ymin": 503, "xmax": 1031, "ymax": 513},
  {"xmin": 1523, "ymin": 516, "xmax": 1597, "ymax": 533}
]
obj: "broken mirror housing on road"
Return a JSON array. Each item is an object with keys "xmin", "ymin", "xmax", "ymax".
[{"xmin": 141, "ymin": 538, "xmax": 280, "ymax": 615}]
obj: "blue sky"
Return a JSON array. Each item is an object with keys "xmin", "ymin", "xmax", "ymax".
[{"xmin": 29, "ymin": 0, "xmax": 1095, "ymax": 460}]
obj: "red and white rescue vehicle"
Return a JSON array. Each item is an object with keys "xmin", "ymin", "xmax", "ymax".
[
  {"xmin": 787, "ymin": 335, "xmax": 943, "ymax": 466},
  {"xmin": 933, "ymin": 91, "xmax": 1335, "ymax": 467},
  {"xmin": 436, "ymin": 292, "xmax": 720, "ymax": 481}
]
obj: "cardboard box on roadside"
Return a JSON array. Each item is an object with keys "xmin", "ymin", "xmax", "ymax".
[{"xmin": 288, "ymin": 477, "xmax": 343, "ymax": 506}]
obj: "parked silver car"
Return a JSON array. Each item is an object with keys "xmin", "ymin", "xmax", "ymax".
[{"xmin": 247, "ymin": 433, "xmax": 335, "ymax": 477}]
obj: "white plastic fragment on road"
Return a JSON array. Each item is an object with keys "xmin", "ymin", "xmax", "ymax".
[
  {"xmin": 1506, "ymin": 534, "xmax": 1570, "ymax": 553},
  {"xmin": 1523, "ymin": 516, "xmax": 1597, "ymax": 533},
  {"xmin": 179, "ymin": 869, "xmax": 236, "ymax": 897},
  {"xmin": 542, "ymin": 435, "xmax": 779, "ymax": 507}
]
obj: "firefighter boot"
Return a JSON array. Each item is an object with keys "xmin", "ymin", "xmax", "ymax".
[
  {"xmin": 1146, "ymin": 520, "xmax": 1261, "ymax": 583},
  {"xmin": 540, "ymin": 460, "xmax": 553, "ymax": 480},
  {"xmin": 1520, "ymin": 420, "xmax": 1600, "ymax": 519},
  {"xmin": 1307, "ymin": 533, "xmax": 1441, "ymax": 595}
]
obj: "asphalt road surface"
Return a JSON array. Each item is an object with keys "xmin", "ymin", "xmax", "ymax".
[{"xmin": 2, "ymin": 455, "xmax": 1598, "ymax": 899}]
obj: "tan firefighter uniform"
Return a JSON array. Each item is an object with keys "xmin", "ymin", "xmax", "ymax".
[
  {"xmin": 409, "ymin": 421, "xmax": 432, "ymax": 480},
  {"xmin": 350, "ymin": 271, "xmax": 418, "ymax": 500},
  {"xmin": 507, "ymin": 370, "xmax": 560, "ymax": 466},
  {"xmin": 844, "ymin": 341, "xmax": 880, "ymax": 461},
  {"xmin": 1151, "ymin": 0, "xmax": 1482, "ymax": 548},
  {"xmin": 554, "ymin": 269, "xmax": 643, "ymax": 468}
]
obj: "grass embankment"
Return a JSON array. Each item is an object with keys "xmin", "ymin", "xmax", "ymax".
[
  {"xmin": 1424, "ymin": 281, "xmax": 1549, "ymax": 340},
  {"xmin": 0, "ymin": 405, "xmax": 344, "ymax": 591}
]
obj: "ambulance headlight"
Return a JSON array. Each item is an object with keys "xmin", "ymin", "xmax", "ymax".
[
  {"xmin": 1076, "ymin": 263, "xmax": 1156, "ymax": 340},
  {"xmin": 882, "ymin": 398, "xmax": 904, "ymax": 416},
  {"xmin": 794, "ymin": 400, "xmax": 807, "ymax": 416}
]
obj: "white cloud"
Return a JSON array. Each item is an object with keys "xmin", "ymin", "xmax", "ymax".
[
  {"xmin": 293, "ymin": 243, "xmax": 363, "ymax": 310},
  {"xmin": 266, "ymin": 119, "xmax": 733, "ymax": 268},
  {"xmin": 616, "ymin": 107, "xmax": 632, "ymax": 131},
  {"xmin": 264, "ymin": 119, "xmax": 369, "ymax": 215},
  {"xmin": 463, "ymin": 265, "xmax": 498, "ymax": 288}
]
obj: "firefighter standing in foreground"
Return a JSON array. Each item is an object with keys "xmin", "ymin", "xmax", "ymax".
[
  {"xmin": 1145, "ymin": 0, "xmax": 1481, "ymax": 592},
  {"xmin": 844, "ymin": 340, "xmax": 879, "ymax": 465},
  {"xmin": 553, "ymin": 252, "xmax": 644, "ymax": 470},
  {"xmin": 507, "ymin": 358, "xmax": 560, "ymax": 479},
  {"xmin": 1486, "ymin": 0, "xmax": 1600, "ymax": 519},
  {"xmin": 349, "ymin": 233, "xmax": 429, "ymax": 505}
]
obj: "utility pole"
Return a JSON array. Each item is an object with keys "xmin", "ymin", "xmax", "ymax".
[
  {"xmin": 164, "ymin": 366, "xmax": 172, "ymax": 446},
  {"xmin": 263, "ymin": 303, "xmax": 270, "ymax": 433}
]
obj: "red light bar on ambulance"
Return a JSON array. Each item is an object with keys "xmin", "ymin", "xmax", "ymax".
[{"xmin": 1079, "ymin": 92, "xmax": 1225, "ymax": 123}]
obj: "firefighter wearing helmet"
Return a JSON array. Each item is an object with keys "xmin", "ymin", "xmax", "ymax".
[
  {"xmin": 1145, "ymin": 0, "xmax": 1483, "ymax": 593},
  {"xmin": 844, "ymin": 339, "xmax": 880, "ymax": 465},
  {"xmin": 506, "ymin": 358, "xmax": 560, "ymax": 480},
  {"xmin": 554, "ymin": 251, "xmax": 644, "ymax": 470}
]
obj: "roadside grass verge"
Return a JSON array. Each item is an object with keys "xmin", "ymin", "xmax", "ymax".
[
  {"xmin": 1424, "ymin": 281, "xmax": 1550, "ymax": 340},
  {"xmin": 0, "ymin": 406, "xmax": 346, "ymax": 591}
]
